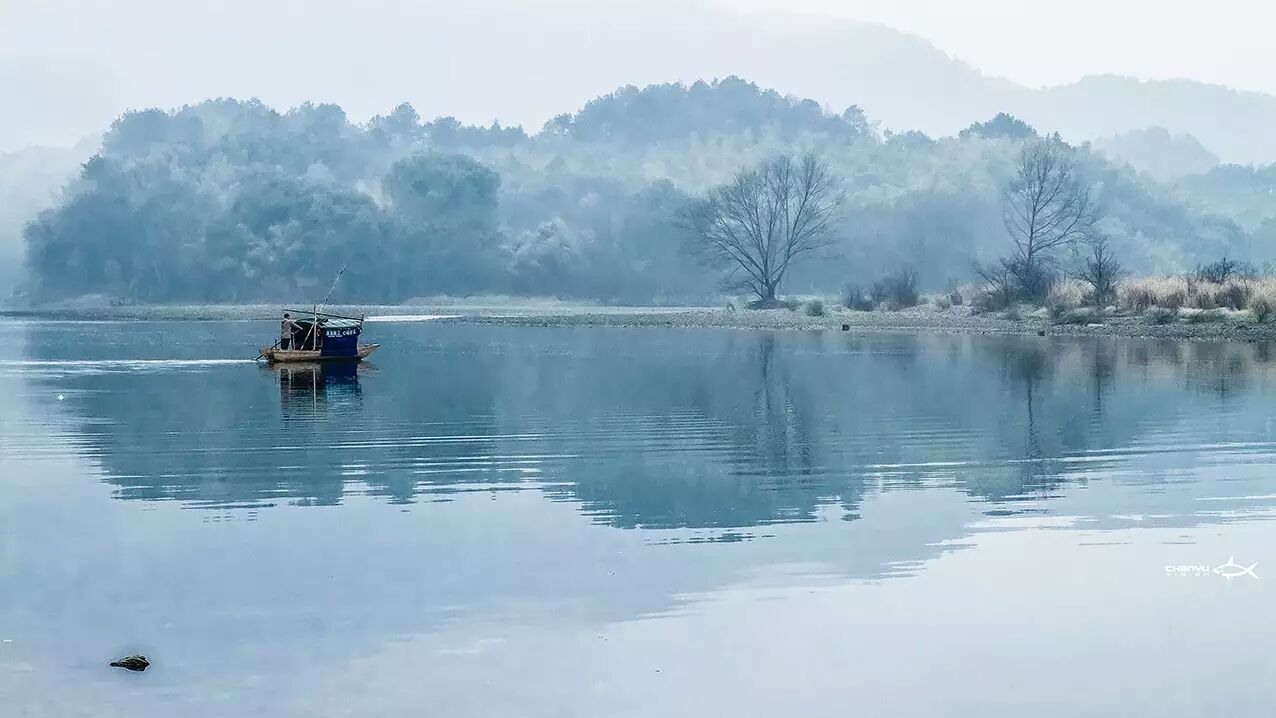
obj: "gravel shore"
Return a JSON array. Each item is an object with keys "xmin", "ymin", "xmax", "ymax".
[
  {"xmin": 9, "ymin": 303, "xmax": 1276, "ymax": 343},
  {"xmin": 444, "ymin": 306, "xmax": 1276, "ymax": 342}
]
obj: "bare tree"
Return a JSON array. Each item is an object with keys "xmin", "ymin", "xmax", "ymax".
[
  {"xmin": 1194, "ymin": 256, "xmax": 1254, "ymax": 284},
  {"xmin": 682, "ymin": 153, "xmax": 839, "ymax": 304},
  {"xmin": 1073, "ymin": 234, "xmax": 1123, "ymax": 306},
  {"xmin": 1002, "ymin": 136, "xmax": 1097, "ymax": 299},
  {"xmin": 973, "ymin": 257, "xmax": 1018, "ymax": 311}
]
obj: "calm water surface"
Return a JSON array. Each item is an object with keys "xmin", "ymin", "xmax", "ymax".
[{"xmin": 1, "ymin": 318, "xmax": 1273, "ymax": 716}]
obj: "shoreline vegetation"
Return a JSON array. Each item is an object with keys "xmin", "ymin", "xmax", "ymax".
[
  {"xmin": 451, "ymin": 293, "xmax": 1276, "ymax": 343},
  {"xmin": 12, "ymin": 271, "xmax": 1276, "ymax": 343},
  {"xmin": 15, "ymin": 82, "xmax": 1276, "ymax": 314}
]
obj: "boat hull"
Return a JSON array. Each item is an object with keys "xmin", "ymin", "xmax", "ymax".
[{"xmin": 260, "ymin": 344, "xmax": 380, "ymax": 363}]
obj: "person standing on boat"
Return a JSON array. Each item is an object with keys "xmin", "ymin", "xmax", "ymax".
[{"xmin": 281, "ymin": 313, "xmax": 300, "ymax": 350}]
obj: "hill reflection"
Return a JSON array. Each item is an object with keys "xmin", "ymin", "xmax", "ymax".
[{"xmin": 25, "ymin": 324, "xmax": 1276, "ymax": 529}]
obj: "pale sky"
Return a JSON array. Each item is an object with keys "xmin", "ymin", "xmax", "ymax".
[
  {"xmin": 2, "ymin": 0, "xmax": 1273, "ymax": 151},
  {"xmin": 713, "ymin": 0, "xmax": 1276, "ymax": 92}
]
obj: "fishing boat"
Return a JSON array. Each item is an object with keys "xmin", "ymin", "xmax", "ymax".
[{"xmin": 258, "ymin": 307, "xmax": 380, "ymax": 363}]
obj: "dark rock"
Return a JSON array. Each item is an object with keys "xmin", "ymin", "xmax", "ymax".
[
  {"xmin": 1037, "ymin": 329, "xmax": 1046, "ymax": 336},
  {"xmin": 109, "ymin": 655, "xmax": 150, "ymax": 672},
  {"xmin": 841, "ymin": 324, "xmax": 850, "ymax": 331}
]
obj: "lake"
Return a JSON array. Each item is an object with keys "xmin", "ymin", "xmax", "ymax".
[{"xmin": 1, "ymin": 316, "xmax": 1272, "ymax": 716}]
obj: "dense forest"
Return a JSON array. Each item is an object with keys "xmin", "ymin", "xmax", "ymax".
[{"xmin": 16, "ymin": 77, "xmax": 1276, "ymax": 304}]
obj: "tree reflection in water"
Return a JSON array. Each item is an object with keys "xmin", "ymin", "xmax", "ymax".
[{"xmin": 26, "ymin": 323, "xmax": 1276, "ymax": 530}]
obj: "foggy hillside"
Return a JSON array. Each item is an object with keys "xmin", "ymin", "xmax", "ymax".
[
  {"xmin": 1023, "ymin": 76, "xmax": 1276, "ymax": 165},
  {"xmin": 1093, "ymin": 127, "xmax": 1219, "ymax": 183},
  {"xmin": 0, "ymin": 142, "xmax": 93, "ymax": 296},
  {"xmin": 7, "ymin": 1, "xmax": 1276, "ymax": 164},
  {"xmin": 13, "ymin": 78, "xmax": 1276, "ymax": 305}
]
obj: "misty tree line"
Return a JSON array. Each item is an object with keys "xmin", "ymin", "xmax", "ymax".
[{"xmin": 21, "ymin": 77, "xmax": 1270, "ymax": 303}]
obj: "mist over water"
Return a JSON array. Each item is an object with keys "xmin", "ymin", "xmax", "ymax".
[{"xmin": 0, "ymin": 318, "xmax": 1272, "ymax": 716}]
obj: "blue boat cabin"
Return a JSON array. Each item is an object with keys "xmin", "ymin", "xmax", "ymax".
[{"xmin": 289, "ymin": 316, "xmax": 363, "ymax": 358}]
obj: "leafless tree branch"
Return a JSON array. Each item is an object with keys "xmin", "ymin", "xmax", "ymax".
[
  {"xmin": 681, "ymin": 152, "xmax": 840, "ymax": 303},
  {"xmin": 1000, "ymin": 135, "xmax": 1098, "ymax": 299}
]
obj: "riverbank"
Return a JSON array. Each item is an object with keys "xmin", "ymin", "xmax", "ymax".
[
  {"xmin": 444, "ymin": 305, "xmax": 1276, "ymax": 342},
  {"xmin": 7, "ymin": 302, "xmax": 1276, "ymax": 343}
]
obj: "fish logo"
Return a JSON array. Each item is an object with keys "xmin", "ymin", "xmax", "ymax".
[{"xmin": 1213, "ymin": 557, "xmax": 1259, "ymax": 580}]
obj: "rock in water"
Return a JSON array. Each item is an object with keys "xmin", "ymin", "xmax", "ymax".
[{"xmin": 109, "ymin": 655, "xmax": 150, "ymax": 672}]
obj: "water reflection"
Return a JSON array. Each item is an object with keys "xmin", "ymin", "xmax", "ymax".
[
  {"xmin": 21, "ymin": 323, "xmax": 1276, "ymax": 533},
  {"xmin": 274, "ymin": 361, "xmax": 364, "ymax": 417},
  {"xmin": 5, "ymin": 321, "xmax": 1276, "ymax": 717}
]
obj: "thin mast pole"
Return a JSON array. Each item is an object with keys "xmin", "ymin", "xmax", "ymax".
[{"xmin": 319, "ymin": 260, "xmax": 348, "ymax": 312}]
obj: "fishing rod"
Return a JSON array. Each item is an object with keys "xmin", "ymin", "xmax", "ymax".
[
  {"xmin": 318, "ymin": 259, "xmax": 350, "ymax": 311},
  {"xmin": 300, "ymin": 259, "xmax": 352, "ymax": 352}
]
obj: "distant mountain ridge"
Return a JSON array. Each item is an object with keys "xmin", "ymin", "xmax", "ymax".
[
  {"xmin": 5, "ymin": 3, "xmax": 1276, "ymax": 166},
  {"xmin": 1020, "ymin": 75, "xmax": 1276, "ymax": 165},
  {"xmin": 1093, "ymin": 127, "xmax": 1220, "ymax": 182},
  {"xmin": 726, "ymin": 19, "xmax": 1276, "ymax": 165}
]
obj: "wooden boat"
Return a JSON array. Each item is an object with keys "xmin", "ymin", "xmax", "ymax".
[
  {"xmin": 260, "ymin": 344, "xmax": 380, "ymax": 363},
  {"xmin": 258, "ymin": 308, "xmax": 380, "ymax": 363}
]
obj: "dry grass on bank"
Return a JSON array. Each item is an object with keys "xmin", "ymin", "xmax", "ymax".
[
  {"xmin": 804, "ymin": 273, "xmax": 1276, "ymax": 329},
  {"xmin": 918, "ymin": 275, "xmax": 1276, "ymax": 326},
  {"xmin": 1116, "ymin": 276, "xmax": 1268, "ymax": 313},
  {"xmin": 1116, "ymin": 276, "xmax": 1276, "ymax": 324}
]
